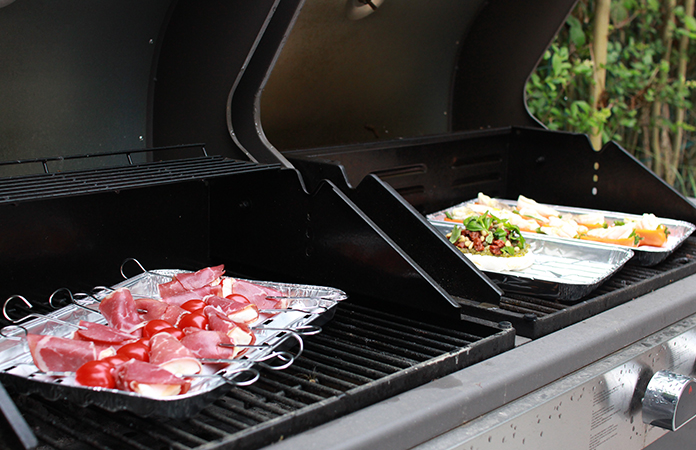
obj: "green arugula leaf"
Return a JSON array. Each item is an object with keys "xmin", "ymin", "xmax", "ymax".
[{"xmin": 449, "ymin": 225, "xmax": 461, "ymax": 243}]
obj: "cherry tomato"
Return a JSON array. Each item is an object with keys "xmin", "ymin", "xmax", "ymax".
[
  {"xmin": 101, "ymin": 354, "xmax": 131, "ymax": 367},
  {"xmin": 117, "ymin": 341, "xmax": 150, "ymax": 362},
  {"xmin": 161, "ymin": 327, "xmax": 185, "ymax": 340},
  {"xmin": 75, "ymin": 360, "xmax": 116, "ymax": 389},
  {"xmin": 142, "ymin": 319, "xmax": 175, "ymax": 339},
  {"xmin": 181, "ymin": 299, "xmax": 206, "ymax": 313},
  {"xmin": 178, "ymin": 312, "xmax": 208, "ymax": 330}
]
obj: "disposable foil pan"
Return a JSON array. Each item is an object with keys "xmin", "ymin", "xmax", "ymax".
[
  {"xmin": 0, "ymin": 270, "xmax": 347, "ymax": 418},
  {"xmin": 428, "ymin": 199, "xmax": 695, "ymax": 266},
  {"xmin": 431, "ymin": 222, "xmax": 634, "ymax": 301}
]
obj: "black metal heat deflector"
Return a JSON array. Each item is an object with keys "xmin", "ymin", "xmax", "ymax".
[
  {"xmin": 0, "ymin": 150, "xmax": 467, "ymax": 316},
  {"xmin": 2, "ymin": 302, "xmax": 512, "ymax": 450}
]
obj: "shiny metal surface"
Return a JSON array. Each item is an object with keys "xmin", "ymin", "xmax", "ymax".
[
  {"xmin": 431, "ymin": 222, "xmax": 634, "ymax": 301},
  {"xmin": 429, "ymin": 198, "xmax": 696, "ymax": 266},
  {"xmin": 643, "ymin": 371, "xmax": 696, "ymax": 431},
  {"xmin": 416, "ymin": 315, "xmax": 696, "ymax": 450}
]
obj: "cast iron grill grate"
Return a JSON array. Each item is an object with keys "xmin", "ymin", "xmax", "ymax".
[
  {"xmin": 2, "ymin": 302, "xmax": 507, "ymax": 450},
  {"xmin": 465, "ymin": 237, "xmax": 696, "ymax": 338}
]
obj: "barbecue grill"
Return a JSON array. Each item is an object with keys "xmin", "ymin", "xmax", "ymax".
[{"xmin": 3, "ymin": 1, "xmax": 696, "ymax": 449}]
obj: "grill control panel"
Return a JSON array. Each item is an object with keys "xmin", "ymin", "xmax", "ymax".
[{"xmin": 418, "ymin": 314, "xmax": 696, "ymax": 450}]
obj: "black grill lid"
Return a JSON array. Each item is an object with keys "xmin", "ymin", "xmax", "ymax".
[{"xmin": 225, "ymin": 0, "xmax": 579, "ymax": 154}]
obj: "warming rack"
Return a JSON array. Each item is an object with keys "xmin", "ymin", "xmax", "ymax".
[{"xmin": 0, "ymin": 145, "xmax": 281, "ymax": 204}]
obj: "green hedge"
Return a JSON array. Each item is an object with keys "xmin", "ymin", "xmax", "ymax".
[{"xmin": 526, "ymin": 0, "xmax": 696, "ymax": 195}]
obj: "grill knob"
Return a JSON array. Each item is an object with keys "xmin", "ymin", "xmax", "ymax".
[{"xmin": 642, "ymin": 370, "xmax": 696, "ymax": 431}]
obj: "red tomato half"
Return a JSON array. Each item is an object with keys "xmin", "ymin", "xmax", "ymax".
[
  {"xmin": 181, "ymin": 299, "xmax": 206, "ymax": 313},
  {"xmin": 161, "ymin": 327, "xmax": 185, "ymax": 340},
  {"xmin": 75, "ymin": 360, "xmax": 115, "ymax": 389},
  {"xmin": 117, "ymin": 341, "xmax": 150, "ymax": 362},
  {"xmin": 178, "ymin": 312, "xmax": 208, "ymax": 330},
  {"xmin": 101, "ymin": 354, "xmax": 131, "ymax": 367},
  {"xmin": 142, "ymin": 320, "xmax": 174, "ymax": 339}
]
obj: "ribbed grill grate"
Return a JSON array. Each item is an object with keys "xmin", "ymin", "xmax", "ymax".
[
  {"xmin": 0, "ymin": 156, "xmax": 280, "ymax": 204},
  {"xmin": 487, "ymin": 237, "xmax": 696, "ymax": 338},
  {"xmin": 3, "ymin": 302, "xmax": 505, "ymax": 450}
]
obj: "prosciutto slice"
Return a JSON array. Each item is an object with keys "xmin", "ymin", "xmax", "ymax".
[
  {"xmin": 149, "ymin": 333, "xmax": 202, "ymax": 375},
  {"xmin": 205, "ymin": 307, "xmax": 255, "ymax": 358},
  {"xmin": 135, "ymin": 299, "xmax": 187, "ymax": 326},
  {"xmin": 176, "ymin": 264, "xmax": 225, "ymax": 290},
  {"xmin": 180, "ymin": 329, "xmax": 236, "ymax": 360},
  {"xmin": 75, "ymin": 321, "xmax": 138, "ymax": 346},
  {"xmin": 161, "ymin": 285, "xmax": 222, "ymax": 307},
  {"xmin": 158, "ymin": 265, "xmax": 225, "ymax": 299},
  {"xmin": 204, "ymin": 295, "xmax": 259, "ymax": 324},
  {"xmin": 114, "ymin": 359, "xmax": 189, "ymax": 397},
  {"xmin": 99, "ymin": 288, "xmax": 144, "ymax": 335},
  {"xmin": 229, "ymin": 279, "xmax": 285, "ymax": 310},
  {"xmin": 135, "ymin": 298, "xmax": 168, "ymax": 321},
  {"xmin": 27, "ymin": 334, "xmax": 97, "ymax": 372}
]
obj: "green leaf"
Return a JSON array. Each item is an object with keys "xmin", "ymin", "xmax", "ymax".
[
  {"xmin": 611, "ymin": 3, "xmax": 629, "ymax": 24},
  {"xmin": 567, "ymin": 15, "xmax": 586, "ymax": 47},
  {"xmin": 500, "ymin": 246, "xmax": 515, "ymax": 256},
  {"xmin": 449, "ymin": 225, "xmax": 461, "ymax": 244},
  {"xmin": 684, "ymin": 16, "xmax": 696, "ymax": 32}
]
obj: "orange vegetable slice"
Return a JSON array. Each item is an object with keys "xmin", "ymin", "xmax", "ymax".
[
  {"xmin": 577, "ymin": 235, "xmax": 638, "ymax": 247},
  {"xmin": 636, "ymin": 225, "xmax": 669, "ymax": 247}
]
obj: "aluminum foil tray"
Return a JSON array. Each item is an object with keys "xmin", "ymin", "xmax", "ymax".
[
  {"xmin": 0, "ymin": 270, "xmax": 347, "ymax": 418},
  {"xmin": 428, "ymin": 199, "xmax": 695, "ymax": 266},
  {"xmin": 431, "ymin": 223, "xmax": 634, "ymax": 301}
]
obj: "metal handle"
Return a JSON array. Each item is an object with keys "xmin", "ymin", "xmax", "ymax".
[{"xmin": 642, "ymin": 370, "xmax": 696, "ymax": 431}]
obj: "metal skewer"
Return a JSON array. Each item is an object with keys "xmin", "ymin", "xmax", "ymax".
[
  {"xmin": 251, "ymin": 324, "xmax": 322, "ymax": 336},
  {"xmin": 0, "ymin": 325, "xmax": 28, "ymax": 341},
  {"xmin": 49, "ymin": 288, "xmax": 101, "ymax": 313},
  {"xmin": 120, "ymin": 257, "xmax": 149, "ymax": 279},
  {"xmin": 2, "ymin": 295, "xmax": 86, "ymax": 330}
]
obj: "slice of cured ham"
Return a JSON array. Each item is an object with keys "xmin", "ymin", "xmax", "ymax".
[
  {"xmin": 99, "ymin": 288, "xmax": 144, "ymax": 335},
  {"xmin": 176, "ymin": 264, "xmax": 225, "ymax": 291},
  {"xmin": 204, "ymin": 295, "xmax": 259, "ymax": 324},
  {"xmin": 114, "ymin": 359, "xmax": 189, "ymax": 397},
  {"xmin": 135, "ymin": 298, "xmax": 168, "ymax": 321},
  {"xmin": 158, "ymin": 265, "xmax": 225, "ymax": 299},
  {"xmin": 180, "ymin": 329, "xmax": 236, "ymax": 360},
  {"xmin": 149, "ymin": 332, "xmax": 202, "ymax": 375},
  {"xmin": 135, "ymin": 299, "xmax": 187, "ymax": 326},
  {"xmin": 204, "ymin": 306, "xmax": 255, "ymax": 358},
  {"xmin": 27, "ymin": 334, "xmax": 97, "ymax": 372},
  {"xmin": 161, "ymin": 285, "xmax": 222, "ymax": 307},
  {"xmin": 229, "ymin": 279, "xmax": 285, "ymax": 310},
  {"xmin": 75, "ymin": 321, "xmax": 138, "ymax": 346}
]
